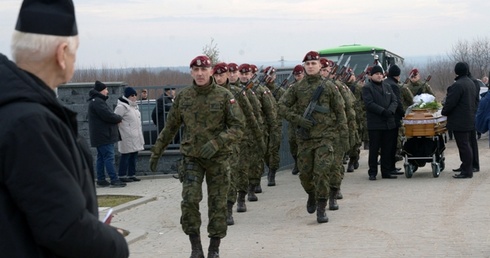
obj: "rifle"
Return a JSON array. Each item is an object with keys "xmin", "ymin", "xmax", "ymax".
[
  {"xmin": 415, "ymin": 75, "xmax": 432, "ymax": 96},
  {"xmin": 355, "ymin": 64, "xmax": 369, "ymax": 83},
  {"xmin": 272, "ymin": 71, "xmax": 293, "ymax": 98},
  {"xmin": 327, "ymin": 54, "xmax": 344, "ymax": 79},
  {"xmin": 333, "ymin": 56, "xmax": 351, "ymax": 81},
  {"xmin": 297, "ymin": 79, "xmax": 328, "ymax": 139},
  {"xmin": 341, "ymin": 63, "xmax": 357, "ymax": 83},
  {"xmin": 234, "ymin": 73, "xmax": 258, "ymax": 99},
  {"xmin": 251, "ymin": 65, "xmax": 270, "ymax": 92}
]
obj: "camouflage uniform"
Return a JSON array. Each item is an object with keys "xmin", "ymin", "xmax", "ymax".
[
  {"xmin": 345, "ymin": 80, "xmax": 365, "ymax": 169},
  {"xmin": 151, "ymin": 79, "xmax": 244, "ymax": 238},
  {"xmin": 400, "ymin": 85, "xmax": 414, "ymax": 111},
  {"xmin": 404, "ymin": 80, "xmax": 435, "ymax": 97},
  {"xmin": 222, "ymin": 82, "xmax": 264, "ymax": 214},
  {"xmin": 286, "ymin": 82, "xmax": 300, "ymax": 174},
  {"xmin": 265, "ymin": 80, "xmax": 286, "ymax": 183},
  {"xmin": 250, "ymin": 84, "xmax": 277, "ymax": 195},
  {"xmin": 330, "ymin": 80, "xmax": 358, "ymax": 207},
  {"xmin": 278, "ymin": 73, "xmax": 347, "ymax": 209}
]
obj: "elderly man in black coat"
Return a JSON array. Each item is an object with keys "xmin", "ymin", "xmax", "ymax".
[
  {"xmin": 442, "ymin": 62, "xmax": 478, "ymax": 179},
  {"xmin": 362, "ymin": 65, "xmax": 399, "ymax": 180}
]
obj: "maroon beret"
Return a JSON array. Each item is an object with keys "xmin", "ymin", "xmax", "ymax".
[
  {"xmin": 250, "ymin": 64, "xmax": 258, "ymax": 73},
  {"xmin": 410, "ymin": 68, "xmax": 419, "ymax": 76},
  {"xmin": 189, "ymin": 55, "xmax": 211, "ymax": 68},
  {"xmin": 228, "ymin": 62, "xmax": 239, "ymax": 72},
  {"xmin": 293, "ymin": 65, "xmax": 304, "ymax": 75},
  {"xmin": 238, "ymin": 63, "xmax": 251, "ymax": 73},
  {"xmin": 213, "ymin": 62, "xmax": 228, "ymax": 74},
  {"xmin": 303, "ymin": 51, "xmax": 320, "ymax": 62},
  {"xmin": 319, "ymin": 58, "xmax": 329, "ymax": 68},
  {"xmin": 263, "ymin": 66, "xmax": 276, "ymax": 74}
]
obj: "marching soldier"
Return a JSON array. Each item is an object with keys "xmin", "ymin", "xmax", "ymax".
[
  {"xmin": 320, "ymin": 58, "xmax": 358, "ymax": 210},
  {"xmin": 263, "ymin": 66, "xmax": 285, "ymax": 186},
  {"xmin": 288, "ymin": 64, "xmax": 305, "ymax": 175},
  {"xmin": 212, "ymin": 62, "xmax": 265, "ymax": 223},
  {"xmin": 345, "ymin": 68, "xmax": 365, "ymax": 173},
  {"xmin": 279, "ymin": 51, "xmax": 348, "ymax": 223},
  {"xmin": 149, "ymin": 56, "xmax": 244, "ymax": 258}
]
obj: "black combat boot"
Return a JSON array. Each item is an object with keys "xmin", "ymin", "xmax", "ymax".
[
  {"xmin": 226, "ymin": 201, "xmax": 234, "ymax": 225},
  {"xmin": 267, "ymin": 169, "xmax": 276, "ymax": 186},
  {"xmin": 347, "ymin": 160, "xmax": 355, "ymax": 172},
  {"xmin": 189, "ymin": 234, "xmax": 204, "ymax": 258},
  {"xmin": 329, "ymin": 189, "xmax": 339, "ymax": 210},
  {"xmin": 336, "ymin": 189, "xmax": 343, "ymax": 200},
  {"xmin": 236, "ymin": 191, "xmax": 247, "ymax": 212},
  {"xmin": 354, "ymin": 160, "xmax": 359, "ymax": 169},
  {"xmin": 247, "ymin": 184, "xmax": 258, "ymax": 202},
  {"xmin": 291, "ymin": 156, "xmax": 299, "ymax": 175},
  {"xmin": 316, "ymin": 199, "xmax": 329, "ymax": 223},
  {"xmin": 207, "ymin": 237, "xmax": 221, "ymax": 258},
  {"xmin": 255, "ymin": 183, "xmax": 262, "ymax": 193},
  {"xmin": 306, "ymin": 192, "xmax": 316, "ymax": 214}
]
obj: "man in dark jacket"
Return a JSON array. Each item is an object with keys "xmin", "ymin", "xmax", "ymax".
[
  {"xmin": 385, "ymin": 65, "xmax": 405, "ymax": 171},
  {"xmin": 88, "ymin": 81, "xmax": 126, "ymax": 187},
  {"xmin": 362, "ymin": 65, "xmax": 398, "ymax": 180},
  {"xmin": 442, "ymin": 62, "xmax": 478, "ymax": 179},
  {"xmin": 0, "ymin": 0, "xmax": 129, "ymax": 257}
]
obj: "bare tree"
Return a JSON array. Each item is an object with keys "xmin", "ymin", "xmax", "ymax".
[{"xmin": 202, "ymin": 38, "xmax": 220, "ymax": 65}]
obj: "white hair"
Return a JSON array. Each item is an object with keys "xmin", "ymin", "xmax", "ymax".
[{"xmin": 11, "ymin": 31, "xmax": 78, "ymax": 63}]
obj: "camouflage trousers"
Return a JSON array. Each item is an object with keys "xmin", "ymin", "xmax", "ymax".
[
  {"xmin": 265, "ymin": 126, "xmax": 281, "ymax": 171},
  {"xmin": 180, "ymin": 155, "xmax": 230, "ymax": 239},
  {"xmin": 250, "ymin": 137, "xmax": 266, "ymax": 186},
  {"xmin": 297, "ymin": 139, "xmax": 334, "ymax": 200},
  {"xmin": 234, "ymin": 140, "xmax": 255, "ymax": 193},
  {"xmin": 330, "ymin": 148, "xmax": 345, "ymax": 190},
  {"xmin": 227, "ymin": 145, "xmax": 240, "ymax": 204},
  {"xmin": 288, "ymin": 122, "xmax": 298, "ymax": 159},
  {"xmin": 347, "ymin": 143, "xmax": 361, "ymax": 161}
]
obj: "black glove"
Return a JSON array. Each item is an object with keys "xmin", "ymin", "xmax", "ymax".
[{"xmin": 381, "ymin": 109, "xmax": 392, "ymax": 117}]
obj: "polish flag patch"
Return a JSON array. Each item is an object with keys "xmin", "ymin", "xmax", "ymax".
[{"xmin": 230, "ymin": 98, "xmax": 236, "ymax": 104}]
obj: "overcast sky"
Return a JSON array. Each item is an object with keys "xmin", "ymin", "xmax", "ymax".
[{"xmin": 1, "ymin": 0, "xmax": 490, "ymax": 69}]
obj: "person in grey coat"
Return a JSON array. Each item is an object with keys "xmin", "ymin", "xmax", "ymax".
[
  {"xmin": 442, "ymin": 62, "xmax": 478, "ymax": 179},
  {"xmin": 88, "ymin": 81, "xmax": 126, "ymax": 187}
]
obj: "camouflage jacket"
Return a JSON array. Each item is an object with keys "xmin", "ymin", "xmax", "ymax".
[
  {"xmin": 223, "ymin": 82, "xmax": 263, "ymax": 141},
  {"xmin": 334, "ymin": 80, "xmax": 358, "ymax": 149},
  {"xmin": 400, "ymin": 85, "xmax": 415, "ymax": 111},
  {"xmin": 346, "ymin": 80, "xmax": 366, "ymax": 132},
  {"xmin": 253, "ymin": 84, "xmax": 277, "ymax": 132},
  {"xmin": 279, "ymin": 74, "xmax": 347, "ymax": 142},
  {"xmin": 154, "ymin": 78, "xmax": 244, "ymax": 158},
  {"xmin": 403, "ymin": 80, "xmax": 434, "ymax": 97}
]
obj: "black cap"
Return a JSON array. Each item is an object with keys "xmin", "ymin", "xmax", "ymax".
[
  {"xmin": 370, "ymin": 65, "xmax": 384, "ymax": 76},
  {"xmin": 94, "ymin": 80, "xmax": 107, "ymax": 92},
  {"xmin": 15, "ymin": 0, "xmax": 78, "ymax": 36},
  {"xmin": 388, "ymin": 65, "xmax": 401, "ymax": 77},
  {"xmin": 454, "ymin": 62, "xmax": 468, "ymax": 76}
]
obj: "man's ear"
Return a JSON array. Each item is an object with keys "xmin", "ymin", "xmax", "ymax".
[{"xmin": 55, "ymin": 42, "xmax": 68, "ymax": 70}]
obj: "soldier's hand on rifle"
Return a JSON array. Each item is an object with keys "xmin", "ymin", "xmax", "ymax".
[
  {"xmin": 297, "ymin": 117, "xmax": 314, "ymax": 129},
  {"xmin": 200, "ymin": 140, "xmax": 219, "ymax": 159}
]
